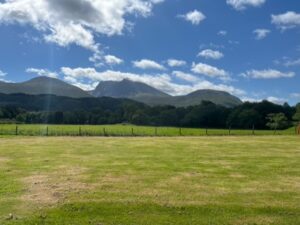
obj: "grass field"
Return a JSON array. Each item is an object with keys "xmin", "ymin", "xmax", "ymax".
[
  {"xmin": 0, "ymin": 124, "xmax": 297, "ymax": 136},
  {"xmin": 0, "ymin": 136, "xmax": 299, "ymax": 224}
]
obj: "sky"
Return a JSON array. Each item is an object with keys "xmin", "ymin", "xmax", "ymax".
[{"xmin": 0, "ymin": 0, "xmax": 299, "ymax": 105}]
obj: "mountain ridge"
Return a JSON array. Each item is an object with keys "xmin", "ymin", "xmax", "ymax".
[
  {"xmin": 0, "ymin": 77, "xmax": 91, "ymax": 98},
  {"xmin": 92, "ymin": 79, "xmax": 170, "ymax": 98},
  {"xmin": 92, "ymin": 80, "xmax": 242, "ymax": 107},
  {"xmin": 0, "ymin": 76, "xmax": 242, "ymax": 107}
]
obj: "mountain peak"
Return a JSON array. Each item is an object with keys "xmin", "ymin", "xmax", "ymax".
[
  {"xmin": 23, "ymin": 76, "xmax": 63, "ymax": 84},
  {"xmin": 0, "ymin": 76, "xmax": 91, "ymax": 98},
  {"xmin": 92, "ymin": 79, "xmax": 170, "ymax": 99},
  {"xmin": 91, "ymin": 80, "xmax": 241, "ymax": 107}
]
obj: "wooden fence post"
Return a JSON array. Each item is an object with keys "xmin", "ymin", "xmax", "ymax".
[
  {"xmin": 15, "ymin": 126, "xmax": 18, "ymax": 136},
  {"xmin": 103, "ymin": 127, "xmax": 106, "ymax": 136},
  {"xmin": 79, "ymin": 127, "xmax": 81, "ymax": 136},
  {"xmin": 46, "ymin": 126, "xmax": 49, "ymax": 136},
  {"xmin": 206, "ymin": 128, "xmax": 208, "ymax": 135},
  {"xmin": 155, "ymin": 127, "xmax": 157, "ymax": 136},
  {"xmin": 179, "ymin": 127, "xmax": 182, "ymax": 136},
  {"xmin": 229, "ymin": 126, "xmax": 231, "ymax": 135},
  {"xmin": 131, "ymin": 128, "xmax": 134, "ymax": 136}
]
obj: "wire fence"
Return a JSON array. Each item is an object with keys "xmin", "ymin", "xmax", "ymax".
[{"xmin": 0, "ymin": 124, "xmax": 297, "ymax": 137}]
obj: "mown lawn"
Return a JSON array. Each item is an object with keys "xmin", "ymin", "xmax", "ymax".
[{"xmin": 0, "ymin": 136, "xmax": 299, "ymax": 224}]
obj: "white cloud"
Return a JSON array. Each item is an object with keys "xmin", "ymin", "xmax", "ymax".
[
  {"xmin": 104, "ymin": 55, "xmax": 124, "ymax": 65},
  {"xmin": 253, "ymin": 29, "xmax": 270, "ymax": 40},
  {"xmin": 172, "ymin": 71, "xmax": 199, "ymax": 83},
  {"xmin": 61, "ymin": 67, "xmax": 245, "ymax": 96},
  {"xmin": 227, "ymin": 0, "xmax": 266, "ymax": 10},
  {"xmin": 89, "ymin": 51, "xmax": 104, "ymax": 67},
  {"xmin": 133, "ymin": 59, "xmax": 165, "ymax": 70},
  {"xmin": 0, "ymin": 0, "xmax": 163, "ymax": 51},
  {"xmin": 275, "ymin": 57, "xmax": 300, "ymax": 67},
  {"xmin": 241, "ymin": 97, "xmax": 261, "ymax": 103},
  {"xmin": 266, "ymin": 96, "xmax": 287, "ymax": 105},
  {"xmin": 272, "ymin": 11, "xmax": 300, "ymax": 30},
  {"xmin": 167, "ymin": 59, "xmax": 187, "ymax": 67},
  {"xmin": 291, "ymin": 93, "xmax": 300, "ymax": 99},
  {"xmin": 26, "ymin": 68, "xmax": 58, "ymax": 78},
  {"xmin": 241, "ymin": 96, "xmax": 287, "ymax": 105},
  {"xmin": 241, "ymin": 69, "xmax": 295, "ymax": 79},
  {"xmin": 44, "ymin": 23, "xmax": 98, "ymax": 51},
  {"xmin": 0, "ymin": 69, "xmax": 7, "ymax": 77},
  {"xmin": 198, "ymin": 49, "xmax": 224, "ymax": 60},
  {"xmin": 218, "ymin": 30, "xmax": 227, "ymax": 36},
  {"xmin": 284, "ymin": 58, "xmax": 300, "ymax": 67},
  {"xmin": 178, "ymin": 10, "xmax": 206, "ymax": 25},
  {"xmin": 191, "ymin": 63, "xmax": 229, "ymax": 78},
  {"xmin": 64, "ymin": 75, "xmax": 98, "ymax": 91}
]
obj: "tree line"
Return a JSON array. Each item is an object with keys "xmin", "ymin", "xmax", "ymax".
[{"xmin": 1, "ymin": 97, "xmax": 299, "ymax": 130}]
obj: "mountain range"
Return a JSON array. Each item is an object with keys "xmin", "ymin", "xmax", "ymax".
[
  {"xmin": 0, "ymin": 77, "xmax": 91, "ymax": 98},
  {"xmin": 0, "ymin": 77, "xmax": 242, "ymax": 107}
]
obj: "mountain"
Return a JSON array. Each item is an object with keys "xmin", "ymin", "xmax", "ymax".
[
  {"xmin": 0, "ymin": 77, "xmax": 242, "ymax": 107},
  {"xmin": 173, "ymin": 90, "xmax": 242, "ymax": 107},
  {"xmin": 92, "ymin": 80, "xmax": 242, "ymax": 107},
  {"xmin": 0, "ymin": 77, "xmax": 91, "ymax": 98},
  {"xmin": 92, "ymin": 79, "xmax": 170, "ymax": 98},
  {"xmin": 0, "ymin": 93, "xmax": 143, "ymax": 112}
]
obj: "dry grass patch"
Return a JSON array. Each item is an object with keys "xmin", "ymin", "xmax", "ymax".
[
  {"xmin": 0, "ymin": 156, "xmax": 10, "ymax": 164},
  {"xmin": 21, "ymin": 167, "xmax": 92, "ymax": 207}
]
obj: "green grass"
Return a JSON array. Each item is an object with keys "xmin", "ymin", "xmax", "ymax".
[
  {"xmin": 0, "ymin": 124, "xmax": 297, "ymax": 136},
  {"xmin": 0, "ymin": 136, "xmax": 299, "ymax": 224}
]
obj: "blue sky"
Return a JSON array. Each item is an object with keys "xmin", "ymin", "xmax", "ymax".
[{"xmin": 0, "ymin": 0, "xmax": 299, "ymax": 104}]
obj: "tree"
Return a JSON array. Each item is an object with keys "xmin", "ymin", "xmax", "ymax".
[
  {"xmin": 227, "ymin": 109, "xmax": 263, "ymax": 129},
  {"xmin": 131, "ymin": 110, "xmax": 150, "ymax": 125},
  {"xmin": 293, "ymin": 104, "xmax": 300, "ymax": 125},
  {"xmin": 266, "ymin": 113, "xmax": 289, "ymax": 133}
]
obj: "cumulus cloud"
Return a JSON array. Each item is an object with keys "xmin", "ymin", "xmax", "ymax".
[
  {"xmin": 266, "ymin": 96, "xmax": 287, "ymax": 105},
  {"xmin": 241, "ymin": 69, "xmax": 295, "ymax": 79},
  {"xmin": 63, "ymin": 75, "xmax": 98, "ymax": 90},
  {"xmin": 191, "ymin": 63, "xmax": 229, "ymax": 79},
  {"xmin": 0, "ymin": 69, "xmax": 7, "ymax": 77},
  {"xmin": 198, "ymin": 49, "xmax": 224, "ymax": 60},
  {"xmin": 172, "ymin": 71, "xmax": 199, "ymax": 83},
  {"xmin": 0, "ymin": 69, "xmax": 10, "ymax": 82},
  {"xmin": 0, "ymin": 0, "xmax": 163, "ymax": 51},
  {"xmin": 104, "ymin": 55, "xmax": 124, "ymax": 65},
  {"xmin": 61, "ymin": 67, "xmax": 244, "ymax": 96},
  {"xmin": 241, "ymin": 97, "xmax": 262, "ymax": 103},
  {"xmin": 133, "ymin": 59, "xmax": 165, "ymax": 70},
  {"xmin": 253, "ymin": 29, "xmax": 270, "ymax": 40},
  {"xmin": 272, "ymin": 11, "xmax": 300, "ymax": 30},
  {"xmin": 178, "ymin": 10, "xmax": 206, "ymax": 25},
  {"xmin": 26, "ymin": 68, "xmax": 58, "ymax": 78},
  {"xmin": 167, "ymin": 59, "xmax": 187, "ymax": 67},
  {"xmin": 226, "ymin": 0, "xmax": 266, "ymax": 10}
]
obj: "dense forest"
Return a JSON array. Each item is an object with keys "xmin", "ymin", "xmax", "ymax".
[{"xmin": 0, "ymin": 94, "xmax": 299, "ymax": 130}]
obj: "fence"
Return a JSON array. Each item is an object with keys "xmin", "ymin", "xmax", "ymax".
[{"xmin": 0, "ymin": 124, "xmax": 297, "ymax": 137}]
